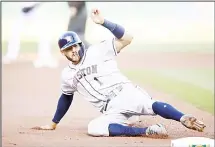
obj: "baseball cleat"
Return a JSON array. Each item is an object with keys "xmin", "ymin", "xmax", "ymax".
[
  {"xmin": 180, "ymin": 114, "xmax": 206, "ymax": 132},
  {"xmin": 145, "ymin": 123, "xmax": 168, "ymax": 138}
]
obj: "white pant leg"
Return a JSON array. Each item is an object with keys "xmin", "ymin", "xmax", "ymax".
[
  {"xmin": 87, "ymin": 83, "xmax": 156, "ymax": 137},
  {"xmin": 88, "ymin": 113, "xmax": 129, "ymax": 137},
  {"xmin": 33, "ymin": 3, "xmax": 53, "ymax": 60},
  {"xmin": 36, "ymin": 30, "xmax": 52, "ymax": 60},
  {"xmin": 107, "ymin": 83, "xmax": 156, "ymax": 116},
  {"xmin": 6, "ymin": 13, "xmax": 32, "ymax": 59}
]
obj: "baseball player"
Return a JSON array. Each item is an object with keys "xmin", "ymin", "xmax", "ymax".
[
  {"xmin": 32, "ymin": 8, "xmax": 206, "ymax": 137},
  {"xmin": 3, "ymin": 2, "xmax": 58, "ymax": 68}
]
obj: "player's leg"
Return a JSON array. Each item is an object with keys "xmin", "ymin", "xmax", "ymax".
[
  {"xmin": 87, "ymin": 113, "xmax": 127, "ymax": 137},
  {"xmin": 33, "ymin": 4, "xmax": 58, "ymax": 68},
  {"xmin": 3, "ymin": 12, "xmax": 27, "ymax": 64},
  {"xmin": 87, "ymin": 113, "xmax": 167, "ymax": 137},
  {"xmin": 35, "ymin": 33, "xmax": 58, "ymax": 68},
  {"xmin": 151, "ymin": 101, "xmax": 206, "ymax": 132},
  {"xmin": 67, "ymin": 8, "xmax": 90, "ymax": 49},
  {"xmin": 134, "ymin": 85, "xmax": 206, "ymax": 132}
]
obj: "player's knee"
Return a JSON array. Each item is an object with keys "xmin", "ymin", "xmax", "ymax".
[
  {"xmin": 87, "ymin": 119, "xmax": 110, "ymax": 137},
  {"xmin": 142, "ymin": 99, "xmax": 157, "ymax": 115}
]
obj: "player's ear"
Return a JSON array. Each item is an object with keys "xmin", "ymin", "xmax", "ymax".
[{"xmin": 61, "ymin": 50, "xmax": 65, "ymax": 56}]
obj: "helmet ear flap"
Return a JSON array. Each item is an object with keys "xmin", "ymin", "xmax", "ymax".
[
  {"xmin": 79, "ymin": 42, "xmax": 85, "ymax": 49},
  {"xmin": 77, "ymin": 42, "xmax": 85, "ymax": 60}
]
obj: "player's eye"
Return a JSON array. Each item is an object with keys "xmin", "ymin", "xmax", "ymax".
[{"xmin": 72, "ymin": 44, "xmax": 77, "ymax": 48}]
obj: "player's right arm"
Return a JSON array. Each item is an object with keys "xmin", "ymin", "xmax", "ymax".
[{"xmin": 53, "ymin": 93, "xmax": 74, "ymax": 129}]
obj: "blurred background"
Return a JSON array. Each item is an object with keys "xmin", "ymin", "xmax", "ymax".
[{"xmin": 2, "ymin": 2, "xmax": 214, "ymax": 53}]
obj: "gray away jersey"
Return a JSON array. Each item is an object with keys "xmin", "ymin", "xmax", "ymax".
[{"xmin": 61, "ymin": 38, "xmax": 131, "ymax": 112}]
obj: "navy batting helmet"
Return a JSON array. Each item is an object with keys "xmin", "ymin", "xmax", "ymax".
[{"xmin": 58, "ymin": 31, "xmax": 85, "ymax": 59}]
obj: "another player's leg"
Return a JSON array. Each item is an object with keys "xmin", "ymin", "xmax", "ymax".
[
  {"xmin": 34, "ymin": 36, "xmax": 58, "ymax": 68},
  {"xmin": 151, "ymin": 101, "xmax": 206, "ymax": 132},
  {"xmin": 67, "ymin": 6, "xmax": 90, "ymax": 49},
  {"xmin": 3, "ymin": 13, "xmax": 26, "ymax": 64},
  {"xmin": 33, "ymin": 12, "xmax": 58, "ymax": 68},
  {"xmin": 87, "ymin": 113, "xmax": 168, "ymax": 138}
]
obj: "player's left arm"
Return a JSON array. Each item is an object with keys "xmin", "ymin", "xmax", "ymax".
[
  {"xmin": 91, "ymin": 8, "xmax": 133, "ymax": 53},
  {"xmin": 101, "ymin": 20, "xmax": 133, "ymax": 53}
]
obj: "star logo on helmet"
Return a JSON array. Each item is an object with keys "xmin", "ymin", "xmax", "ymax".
[{"xmin": 65, "ymin": 36, "xmax": 72, "ymax": 42}]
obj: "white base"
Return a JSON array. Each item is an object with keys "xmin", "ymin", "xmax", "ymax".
[{"xmin": 171, "ymin": 137, "xmax": 214, "ymax": 147}]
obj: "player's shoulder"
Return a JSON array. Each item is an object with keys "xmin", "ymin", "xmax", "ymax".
[{"xmin": 61, "ymin": 64, "xmax": 76, "ymax": 81}]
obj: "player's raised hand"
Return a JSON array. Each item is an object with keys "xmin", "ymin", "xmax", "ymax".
[{"xmin": 90, "ymin": 8, "xmax": 104, "ymax": 24}]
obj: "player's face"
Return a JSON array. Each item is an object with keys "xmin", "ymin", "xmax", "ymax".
[{"xmin": 61, "ymin": 44, "xmax": 81, "ymax": 64}]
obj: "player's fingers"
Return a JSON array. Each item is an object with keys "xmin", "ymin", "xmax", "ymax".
[
  {"xmin": 91, "ymin": 8, "xmax": 96, "ymax": 14},
  {"xmin": 95, "ymin": 9, "xmax": 99, "ymax": 14},
  {"xmin": 193, "ymin": 120, "xmax": 206, "ymax": 132},
  {"xmin": 90, "ymin": 10, "xmax": 96, "ymax": 18},
  {"xmin": 91, "ymin": 8, "xmax": 99, "ymax": 15}
]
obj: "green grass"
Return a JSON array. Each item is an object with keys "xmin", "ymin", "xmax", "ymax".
[
  {"xmin": 149, "ymin": 68, "xmax": 214, "ymax": 93},
  {"xmin": 123, "ymin": 69, "xmax": 214, "ymax": 114}
]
